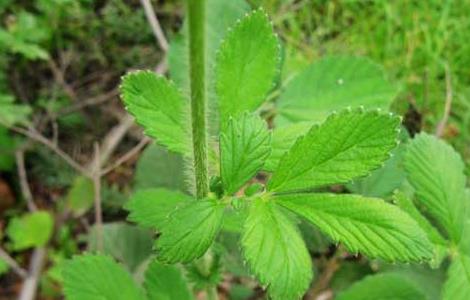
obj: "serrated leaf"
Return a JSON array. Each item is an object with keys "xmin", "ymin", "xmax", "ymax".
[
  {"xmin": 88, "ymin": 223, "xmax": 153, "ymax": 272},
  {"xmin": 120, "ymin": 71, "xmax": 190, "ymax": 154},
  {"xmin": 125, "ymin": 188, "xmax": 191, "ymax": 229},
  {"xmin": 156, "ymin": 199, "xmax": 225, "ymax": 264},
  {"xmin": 336, "ymin": 273, "xmax": 426, "ymax": 300},
  {"xmin": 268, "ymin": 110, "xmax": 400, "ymax": 193},
  {"xmin": 0, "ymin": 94, "xmax": 31, "ymax": 127},
  {"xmin": 216, "ymin": 9, "xmax": 280, "ymax": 121},
  {"xmin": 442, "ymin": 255, "xmax": 470, "ymax": 300},
  {"xmin": 263, "ymin": 122, "xmax": 311, "ymax": 172},
  {"xmin": 6, "ymin": 211, "xmax": 53, "ymax": 251},
  {"xmin": 404, "ymin": 133, "xmax": 467, "ymax": 242},
  {"xmin": 275, "ymin": 193, "xmax": 433, "ymax": 262},
  {"xmin": 134, "ymin": 143, "xmax": 186, "ymax": 191},
  {"xmin": 241, "ymin": 198, "xmax": 312, "ymax": 300},
  {"xmin": 144, "ymin": 259, "xmax": 193, "ymax": 300},
  {"xmin": 62, "ymin": 254, "xmax": 146, "ymax": 300},
  {"xmin": 65, "ymin": 176, "xmax": 94, "ymax": 217},
  {"xmin": 220, "ymin": 113, "xmax": 271, "ymax": 195},
  {"xmin": 276, "ymin": 56, "xmax": 397, "ymax": 125}
]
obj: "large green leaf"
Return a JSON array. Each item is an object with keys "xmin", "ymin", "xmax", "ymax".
[
  {"xmin": 168, "ymin": 0, "xmax": 249, "ymax": 106},
  {"xmin": 133, "ymin": 144, "xmax": 186, "ymax": 191},
  {"xmin": 404, "ymin": 133, "xmax": 467, "ymax": 242},
  {"xmin": 62, "ymin": 254, "xmax": 146, "ymax": 300},
  {"xmin": 6, "ymin": 211, "xmax": 53, "ymax": 251},
  {"xmin": 336, "ymin": 273, "xmax": 426, "ymax": 300},
  {"xmin": 144, "ymin": 260, "xmax": 193, "ymax": 300},
  {"xmin": 156, "ymin": 199, "xmax": 225, "ymax": 264},
  {"xmin": 263, "ymin": 122, "xmax": 311, "ymax": 172},
  {"xmin": 268, "ymin": 109, "xmax": 400, "ymax": 193},
  {"xmin": 88, "ymin": 223, "xmax": 153, "ymax": 272},
  {"xmin": 275, "ymin": 193, "xmax": 433, "ymax": 262},
  {"xmin": 241, "ymin": 198, "xmax": 312, "ymax": 300},
  {"xmin": 220, "ymin": 113, "xmax": 271, "ymax": 195},
  {"xmin": 120, "ymin": 71, "xmax": 190, "ymax": 154},
  {"xmin": 216, "ymin": 9, "xmax": 280, "ymax": 122},
  {"xmin": 125, "ymin": 188, "xmax": 191, "ymax": 229},
  {"xmin": 276, "ymin": 56, "xmax": 397, "ymax": 125},
  {"xmin": 442, "ymin": 255, "xmax": 470, "ymax": 300}
]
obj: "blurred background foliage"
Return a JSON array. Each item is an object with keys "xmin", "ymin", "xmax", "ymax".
[{"xmin": 0, "ymin": 0, "xmax": 469, "ymax": 299}]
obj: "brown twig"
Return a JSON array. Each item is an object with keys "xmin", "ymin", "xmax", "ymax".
[
  {"xmin": 17, "ymin": 247, "xmax": 47, "ymax": 300},
  {"xmin": 101, "ymin": 137, "xmax": 151, "ymax": 175},
  {"xmin": 92, "ymin": 143, "xmax": 104, "ymax": 252},
  {"xmin": 307, "ymin": 256, "xmax": 340, "ymax": 300},
  {"xmin": 9, "ymin": 125, "xmax": 89, "ymax": 176},
  {"xmin": 140, "ymin": 0, "xmax": 169, "ymax": 51},
  {"xmin": 47, "ymin": 59, "xmax": 78, "ymax": 103},
  {"xmin": 0, "ymin": 247, "xmax": 28, "ymax": 279},
  {"xmin": 435, "ymin": 64, "xmax": 453, "ymax": 137},
  {"xmin": 95, "ymin": 115, "xmax": 135, "ymax": 168},
  {"xmin": 15, "ymin": 149, "xmax": 37, "ymax": 212}
]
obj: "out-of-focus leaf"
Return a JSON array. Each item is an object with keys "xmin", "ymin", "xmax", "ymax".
[
  {"xmin": 88, "ymin": 222, "xmax": 153, "ymax": 272},
  {"xmin": 134, "ymin": 144, "xmax": 186, "ymax": 191},
  {"xmin": 65, "ymin": 176, "xmax": 94, "ymax": 217},
  {"xmin": 276, "ymin": 56, "xmax": 397, "ymax": 125},
  {"xmin": 335, "ymin": 272, "xmax": 426, "ymax": 300},
  {"xmin": 6, "ymin": 211, "xmax": 54, "ymax": 250}
]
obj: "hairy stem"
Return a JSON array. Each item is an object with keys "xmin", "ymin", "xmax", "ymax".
[{"xmin": 188, "ymin": 0, "xmax": 209, "ymax": 199}]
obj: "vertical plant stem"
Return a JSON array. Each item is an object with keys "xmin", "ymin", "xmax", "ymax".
[
  {"xmin": 188, "ymin": 0, "xmax": 209, "ymax": 199},
  {"xmin": 92, "ymin": 143, "xmax": 103, "ymax": 252}
]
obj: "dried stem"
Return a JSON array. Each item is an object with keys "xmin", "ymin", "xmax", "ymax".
[
  {"xmin": 92, "ymin": 143, "xmax": 104, "ymax": 252},
  {"xmin": 435, "ymin": 64, "xmax": 453, "ymax": 137},
  {"xmin": 101, "ymin": 137, "xmax": 151, "ymax": 175},
  {"xmin": 18, "ymin": 247, "xmax": 47, "ymax": 300},
  {"xmin": 15, "ymin": 149, "xmax": 37, "ymax": 212},
  {"xmin": 0, "ymin": 247, "xmax": 28, "ymax": 279},
  {"xmin": 140, "ymin": 0, "xmax": 169, "ymax": 51}
]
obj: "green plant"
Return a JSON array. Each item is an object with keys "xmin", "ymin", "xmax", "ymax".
[{"xmin": 60, "ymin": 4, "xmax": 437, "ymax": 300}]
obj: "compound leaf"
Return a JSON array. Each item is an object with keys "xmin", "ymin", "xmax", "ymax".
[
  {"xmin": 220, "ymin": 113, "xmax": 271, "ymax": 195},
  {"xmin": 144, "ymin": 259, "xmax": 193, "ymax": 300},
  {"xmin": 442, "ymin": 255, "xmax": 470, "ymax": 300},
  {"xmin": 336, "ymin": 273, "xmax": 426, "ymax": 300},
  {"xmin": 63, "ymin": 254, "xmax": 146, "ymax": 300},
  {"xmin": 268, "ymin": 109, "xmax": 400, "ymax": 193},
  {"xmin": 276, "ymin": 56, "xmax": 397, "ymax": 125},
  {"xmin": 241, "ymin": 198, "xmax": 312, "ymax": 300},
  {"xmin": 156, "ymin": 199, "xmax": 225, "ymax": 264},
  {"xmin": 275, "ymin": 193, "xmax": 433, "ymax": 262},
  {"xmin": 216, "ymin": 9, "xmax": 280, "ymax": 122},
  {"xmin": 120, "ymin": 71, "xmax": 190, "ymax": 154},
  {"xmin": 404, "ymin": 133, "xmax": 467, "ymax": 242},
  {"xmin": 125, "ymin": 188, "xmax": 191, "ymax": 229}
]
